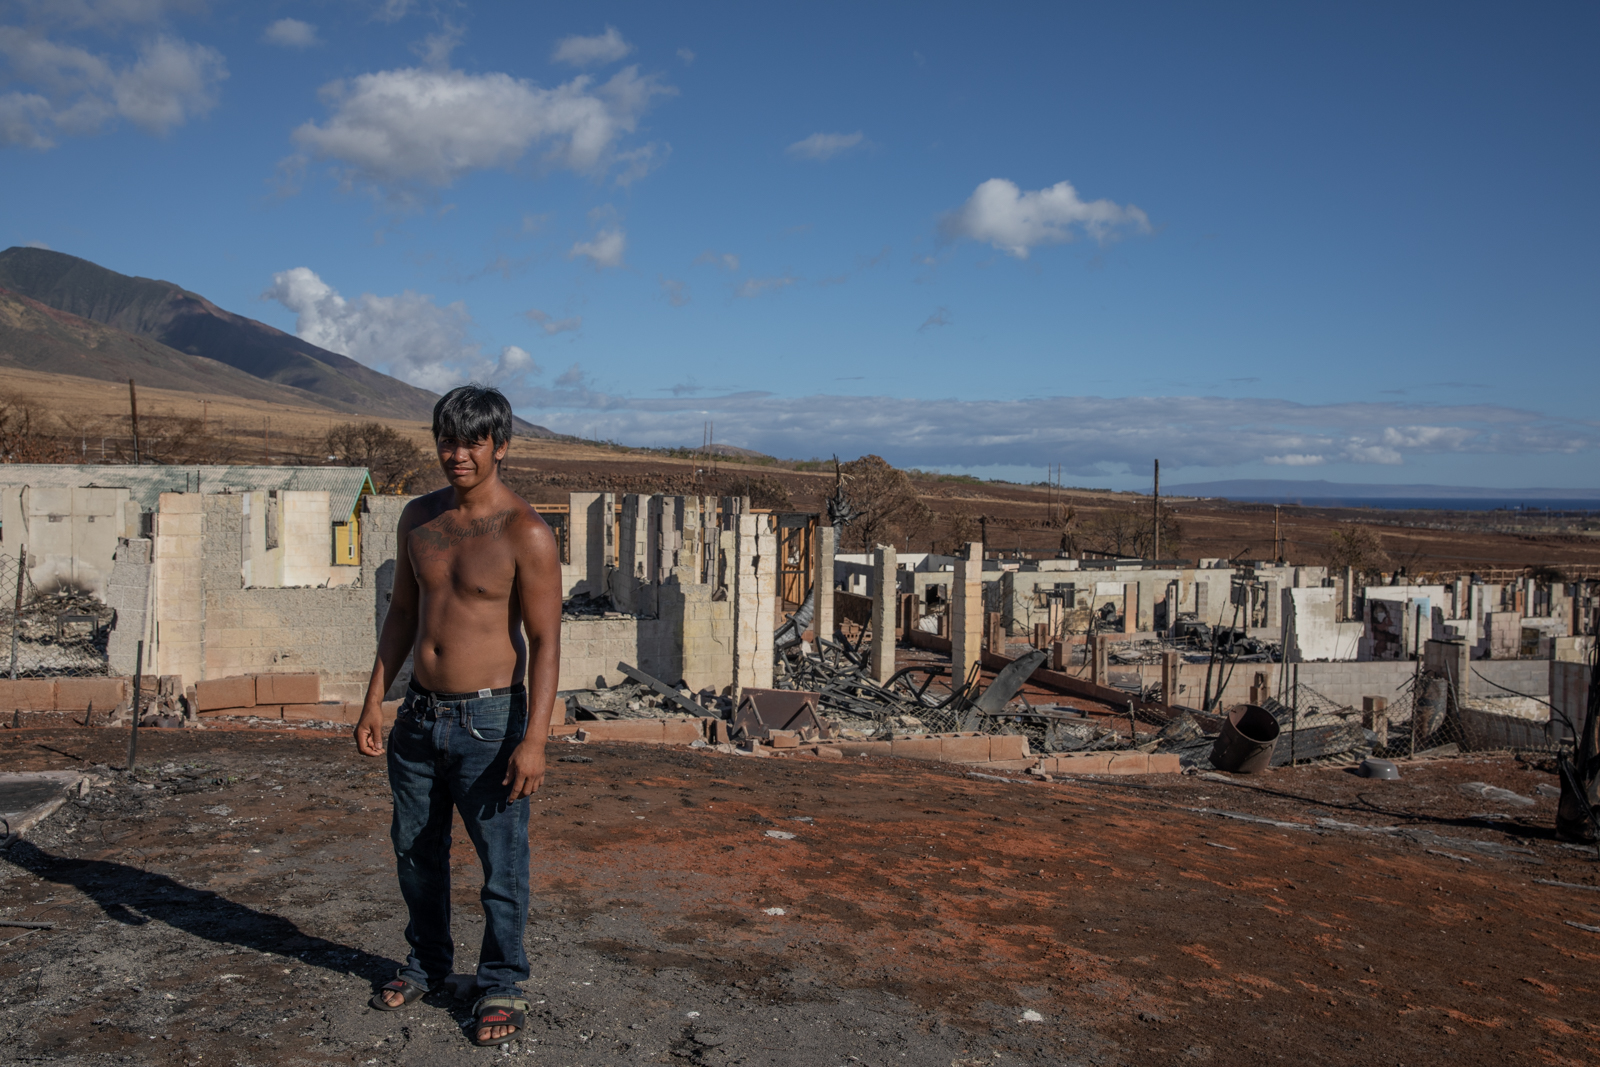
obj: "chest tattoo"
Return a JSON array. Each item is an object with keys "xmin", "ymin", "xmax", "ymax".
[{"xmin": 411, "ymin": 508, "xmax": 517, "ymax": 563}]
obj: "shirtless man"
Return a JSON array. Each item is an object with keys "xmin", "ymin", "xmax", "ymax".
[{"xmin": 353, "ymin": 385, "xmax": 561, "ymax": 1048}]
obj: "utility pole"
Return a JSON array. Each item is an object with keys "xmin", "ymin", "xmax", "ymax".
[
  {"xmin": 128, "ymin": 378, "xmax": 141, "ymax": 465},
  {"xmin": 1152, "ymin": 458, "xmax": 1160, "ymax": 560},
  {"xmin": 1273, "ymin": 505, "xmax": 1281, "ymax": 563},
  {"xmin": 263, "ymin": 417, "xmax": 270, "ymax": 464}
]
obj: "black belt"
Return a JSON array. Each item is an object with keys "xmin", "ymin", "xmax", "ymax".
[{"xmin": 408, "ymin": 679, "xmax": 525, "ymax": 702}]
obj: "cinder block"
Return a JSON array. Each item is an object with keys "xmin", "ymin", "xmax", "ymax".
[
  {"xmin": 833, "ymin": 741, "xmax": 892, "ymax": 757},
  {"xmin": 702, "ymin": 718, "xmax": 730, "ymax": 744},
  {"xmin": 549, "ymin": 722, "xmax": 580, "ymax": 738},
  {"xmin": 661, "ymin": 719, "xmax": 703, "ymax": 745},
  {"xmin": 939, "ymin": 736, "xmax": 992, "ymax": 763},
  {"xmin": 768, "ymin": 730, "xmax": 801, "ymax": 749},
  {"xmin": 889, "ymin": 737, "xmax": 944, "ymax": 761},
  {"xmin": 1146, "ymin": 753, "xmax": 1182, "ymax": 774},
  {"xmin": 0, "ymin": 679, "xmax": 55, "ymax": 710},
  {"xmin": 282, "ymin": 703, "xmax": 348, "ymax": 722},
  {"xmin": 1106, "ymin": 752, "xmax": 1151, "ymax": 774},
  {"xmin": 55, "ymin": 677, "xmax": 127, "ymax": 711},
  {"xmin": 195, "ymin": 675, "xmax": 255, "ymax": 711},
  {"xmin": 812, "ymin": 745, "xmax": 844, "ymax": 759},
  {"xmin": 981, "ymin": 759, "xmax": 1038, "ymax": 772},
  {"xmin": 256, "ymin": 673, "xmax": 320, "ymax": 704},
  {"xmin": 580, "ymin": 719, "xmax": 667, "ymax": 743},
  {"xmin": 988, "ymin": 734, "xmax": 1031, "ymax": 761},
  {"xmin": 200, "ymin": 705, "xmax": 276, "ymax": 719},
  {"xmin": 1046, "ymin": 753, "xmax": 1113, "ymax": 774}
]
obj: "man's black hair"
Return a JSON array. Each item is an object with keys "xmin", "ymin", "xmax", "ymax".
[{"xmin": 432, "ymin": 384, "xmax": 513, "ymax": 450}]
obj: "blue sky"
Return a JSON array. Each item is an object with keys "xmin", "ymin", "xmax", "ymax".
[{"xmin": 3, "ymin": 1, "xmax": 1597, "ymax": 490}]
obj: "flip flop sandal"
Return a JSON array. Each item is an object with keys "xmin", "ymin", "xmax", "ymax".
[
  {"xmin": 369, "ymin": 977, "xmax": 430, "ymax": 1011},
  {"xmin": 470, "ymin": 994, "xmax": 529, "ymax": 1047}
]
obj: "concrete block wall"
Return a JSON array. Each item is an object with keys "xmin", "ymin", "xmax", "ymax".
[
  {"xmin": 557, "ymin": 615, "xmax": 679, "ymax": 690},
  {"xmin": 667, "ymin": 579, "xmax": 735, "ymax": 693},
  {"xmin": 153, "ymin": 492, "xmax": 204, "ymax": 684},
  {"xmin": 732, "ymin": 514, "xmax": 776, "ymax": 694},
  {"xmin": 105, "ymin": 537, "xmax": 152, "ymax": 677},
  {"xmin": 200, "ymin": 495, "xmax": 375, "ymax": 700}
]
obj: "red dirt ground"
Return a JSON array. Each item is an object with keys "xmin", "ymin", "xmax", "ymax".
[{"xmin": 1, "ymin": 718, "xmax": 1597, "ymax": 1065}]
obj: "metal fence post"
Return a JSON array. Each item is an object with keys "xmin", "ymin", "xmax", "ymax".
[
  {"xmin": 9, "ymin": 549, "xmax": 23, "ymax": 681},
  {"xmin": 127, "ymin": 639, "xmax": 144, "ymax": 773}
]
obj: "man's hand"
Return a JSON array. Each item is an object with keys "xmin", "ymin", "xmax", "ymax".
[
  {"xmin": 353, "ymin": 706, "xmax": 387, "ymax": 757},
  {"xmin": 503, "ymin": 738, "xmax": 546, "ymax": 801}
]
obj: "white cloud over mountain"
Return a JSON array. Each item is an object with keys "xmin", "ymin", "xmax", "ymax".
[
  {"xmin": 941, "ymin": 178, "xmax": 1151, "ymax": 258},
  {"xmin": 264, "ymin": 267, "xmax": 538, "ymax": 392}
]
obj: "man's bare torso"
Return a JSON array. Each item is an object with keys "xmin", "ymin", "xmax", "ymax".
[{"xmin": 406, "ymin": 489, "xmax": 545, "ymax": 692}]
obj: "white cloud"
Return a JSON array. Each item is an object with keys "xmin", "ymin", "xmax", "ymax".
[
  {"xmin": 676, "ymin": 48, "xmax": 695, "ymax": 65},
  {"xmin": 263, "ymin": 266, "xmax": 539, "ymax": 392},
  {"xmin": 263, "ymin": 18, "xmax": 320, "ymax": 48},
  {"xmin": 940, "ymin": 178, "xmax": 1151, "ymax": 258},
  {"xmin": 693, "ymin": 250, "xmax": 739, "ymax": 272},
  {"xmin": 1264, "ymin": 454, "xmax": 1326, "ymax": 466},
  {"xmin": 413, "ymin": 23, "xmax": 464, "ymax": 67},
  {"xmin": 373, "ymin": 0, "xmax": 414, "ymax": 23},
  {"xmin": 554, "ymin": 363, "xmax": 585, "ymax": 388},
  {"xmin": 524, "ymin": 309, "xmax": 581, "ymax": 336},
  {"xmin": 735, "ymin": 273, "xmax": 797, "ymax": 298},
  {"xmin": 786, "ymin": 130, "xmax": 863, "ymax": 160},
  {"xmin": 22, "ymin": 239, "xmax": 50, "ymax": 249},
  {"xmin": 917, "ymin": 306, "xmax": 951, "ymax": 331},
  {"xmin": 552, "ymin": 26, "xmax": 632, "ymax": 67},
  {"xmin": 569, "ymin": 228, "xmax": 625, "ymax": 269},
  {"xmin": 288, "ymin": 64, "xmax": 673, "ymax": 194},
  {"xmin": 660, "ymin": 277, "xmax": 689, "ymax": 307},
  {"xmin": 485, "ymin": 392, "xmax": 1596, "ymax": 475},
  {"xmin": 0, "ymin": 28, "xmax": 225, "ymax": 146},
  {"xmin": 12, "ymin": 0, "xmax": 206, "ymax": 29}
]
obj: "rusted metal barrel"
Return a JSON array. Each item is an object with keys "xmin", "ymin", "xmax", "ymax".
[{"xmin": 1209, "ymin": 703, "xmax": 1280, "ymax": 773}]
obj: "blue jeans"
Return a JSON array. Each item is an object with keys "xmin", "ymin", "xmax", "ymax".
[{"xmin": 387, "ymin": 685, "xmax": 530, "ymax": 996}]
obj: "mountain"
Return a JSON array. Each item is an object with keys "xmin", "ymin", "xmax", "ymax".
[
  {"xmin": 1166, "ymin": 479, "xmax": 1600, "ymax": 504},
  {"xmin": 0, "ymin": 247, "xmax": 441, "ymax": 421},
  {"xmin": 0, "ymin": 286, "xmax": 388, "ymax": 410}
]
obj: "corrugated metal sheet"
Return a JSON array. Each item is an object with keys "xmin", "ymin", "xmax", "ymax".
[{"xmin": 0, "ymin": 465, "xmax": 374, "ymax": 522}]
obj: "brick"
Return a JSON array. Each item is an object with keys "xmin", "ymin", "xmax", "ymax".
[
  {"xmin": 256, "ymin": 673, "xmax": 320, "ymax": 704},
  {"xmin": 938, "ymin": 736, "xmax": 992, "ymax": 764},
  {"xmin": 988, "ymin": 735, "xmax": 1031, "ymax": 761},
  {"xmin": 54, "ymin": 677, "xmax": 126, "ymax": 711},
  {"xmin": 0, "ymin": 679, "xmax": 55, "ymax": 710},
  {"xmin": 195, "ymin": 675, "xmax": 255, "ymax": 711},
  {"xmin": 889, "ymin": 737, "xmax": 944, "ymax": 761},
  {"xmin": 1106, "ymin": 752, "xmax": 1151, "ymax": 774},
  {"xmin": 282, "ymin": 703, "xmax": 348, "ymax": 722}
]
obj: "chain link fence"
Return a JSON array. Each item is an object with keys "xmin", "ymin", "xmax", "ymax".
[
  {"xmin": 0, "ymin": 554, "xmax": 114, "ymax": 678},
  {"xmin": 1271, "ymin": 669, "xmax": 1564, "ymax": 765}
]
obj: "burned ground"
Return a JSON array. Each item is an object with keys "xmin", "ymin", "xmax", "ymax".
[{"xmin": 0, "ymin": 719, "xmax": 1597, "ymax": 1065}]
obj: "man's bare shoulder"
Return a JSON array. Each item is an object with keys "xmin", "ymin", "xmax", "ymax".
[
  {"xmin": 500, "ymin": 490, "xmax": 557, "ymax": 557},
  {"xmin": 397, "ymin": 489, "xmax": 452, "ymax": 530}
]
